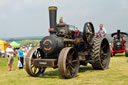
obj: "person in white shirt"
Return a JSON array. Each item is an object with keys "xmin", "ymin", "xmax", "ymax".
[
  {"xmin": 6, "ymin": 44, "xmax": 15, "ymax": 71},
  {"xmin": 1, "ymin": 50, "xmax": 5, "ymax": 58},
  {"xmin": 29, "ymin": 44, "xmax": 32, "ymax": 50},
  {"xmin": 22, "ymin": 47, "xmax": 27, "ymax": 66},
  {"xmin": 98, "ymin": 24, "xmax": 107, "ymax": 37},
  {"xmin": 26, "ymin": 45, "xmax": 30, "ymax": 53}
]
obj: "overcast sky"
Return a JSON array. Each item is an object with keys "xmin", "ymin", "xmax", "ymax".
[{"xmin": 0, "ymin": 0, "xmax": 128, "ymax": 39}]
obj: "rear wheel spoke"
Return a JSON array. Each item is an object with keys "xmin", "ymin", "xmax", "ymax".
[
  {"xmin": 66, "ymin": 65, "xmax": 71, "ymax": 75},
  {"xmin": 69, "ymin": 64, "xmax": 75, "ymax": 73},
  {"xmin": 72, "ymin": 60, "xmax": 78, "ymax": 63},
  {"xmin": 71, "ymin": 51, "xmax": 74, "ymax": 56},
  {"xmin": 67, "ymin": 56, "xmax": 72, "ymax": 61},
  {"xmin": 101, "ymin": 44, "xmax": 107, "ymax": 50},
  {"xmin": 102, "ymin": 60, "xmax": 107, "ymax": 65}
]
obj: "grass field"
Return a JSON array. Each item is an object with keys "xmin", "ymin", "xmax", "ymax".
[{"xmin": 0, "ymin": 54, "xmax": 128, "ymax": 85}]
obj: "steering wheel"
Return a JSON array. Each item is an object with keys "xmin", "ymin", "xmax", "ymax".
[{"xmin": 83, "ymin": 22, "xmax": 95, "ymax": 46}]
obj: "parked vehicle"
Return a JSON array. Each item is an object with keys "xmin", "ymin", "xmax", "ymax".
[{"xmin": 111, "ymin": 30, "xmax": 128, "ymax": 56}]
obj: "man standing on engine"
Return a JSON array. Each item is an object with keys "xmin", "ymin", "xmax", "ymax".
[{"xmin": 98, "ymin": 24, "xmax": 107, "ymax": 37}]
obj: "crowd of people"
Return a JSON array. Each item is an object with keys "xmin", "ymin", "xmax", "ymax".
[{"xmin": 6, "ymin": 44, "xmax": 33, "ymax": 71}]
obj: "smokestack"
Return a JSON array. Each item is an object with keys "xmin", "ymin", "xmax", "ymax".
[
  {"xmin": 117, "ymin": 30, "xmax": 120, "ymax": 39},
  {"xmin": 48, "ymin": 6, "xmax": 57, "ymax": 32}
]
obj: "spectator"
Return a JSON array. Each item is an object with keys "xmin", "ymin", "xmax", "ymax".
[
  {"xmin": 26, "ymin": 45, "xmax": 30, "ymax": 52},
  {"xmin": 22, "ymin": 46, "xmax": 26, "ymax": 51},
  {"xmin": 17, "ymin": 47, "xmax": 24, "ymax": 69},
  {"xmin": 98, "ymin": 24, "xmax": 107, "ymax": 37},
  {"xmin": 23, "ymin": 48, "xmax": 27, "ymax": 66},
  {"xmin": 1, "ymin": 50, "xmax": 5, "ymax": 58},
  {"xmin": 29, "ymin": 44, "xmax": 32, "ymax": 50},
  {"xmin": 6, "ymin": 44, "xmax": 15, "ymax": 71}
]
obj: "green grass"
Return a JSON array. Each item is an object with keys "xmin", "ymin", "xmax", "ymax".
[{"xmin": 0, "ymin": 54, "xmax": 128, "ymax": 85}]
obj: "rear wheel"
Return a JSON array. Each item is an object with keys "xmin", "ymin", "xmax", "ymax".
[
  {"xmin": 58, "ymin": 47, "xmax": 79, "ymax": 79},
  {"xmin": 125, "ymin": 47, "xmax": 128, "ymax": 57},
  {"xmin": 91, "ymin": 37, "xmax": 110, "ymax": 70},
  {"xmin": 25, "ymin": 47, "xmax": 46, "ymax": 77}
]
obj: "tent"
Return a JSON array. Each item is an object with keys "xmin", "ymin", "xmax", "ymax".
[
  {"xmin": 0, "ymin": 40, "xmax": 7, "ymax": 51},
  {"xmin": 10, "ymin": 41, "xmax": 21, "ymax": 47}
]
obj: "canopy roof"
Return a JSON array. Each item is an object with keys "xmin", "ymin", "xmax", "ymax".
[
  {"xmin": 0, "ymin": 40, "xmax": 7, "ymax": 50},
  {"xmin": 111, "ymin": 32, "xmax": 128, "ymax": 37},
  {"xmin": 111, "ymin": 30, "xmax": 128, "ymax": 37},
  {"xmin": 10, "ymin": 41, "xmax": 21, "ymax": 47},
  {"xmin": 0, "ymin": 40, "xmax": 7, "ymax": 44}
]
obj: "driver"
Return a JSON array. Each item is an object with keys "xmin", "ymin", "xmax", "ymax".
[{"xmin": 98, "ymin": 24, "xmax": 107, "ymax": 37}]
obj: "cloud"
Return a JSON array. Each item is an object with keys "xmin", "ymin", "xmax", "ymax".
[
  {"xmin": 24, "ymin": 0, "xmax": 32, "ymax": 5},
  {"xmin": 12, "ymin": 0, "xmax": 33, "ymax": 11},
  {"xmin": 0, "ymin": 13, "xmax": 8, "ymax": 20},
  {"xmin": 121, "ymin": 0, "xmax": 128, "ymax": 9},
  {"xmin": 14, "ymin": 0, "xmax": 24, "ymax": 11},
  {"xmin": 0, "ymin": 0, "xmax": 8, "ymax": 7}
]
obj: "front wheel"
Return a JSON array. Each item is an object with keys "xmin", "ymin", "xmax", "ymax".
[
  {"xmin": 25, "ymin": 47, "xmax": 46, "ymax": 77},
  {"xmin": 125, "ymin": 47, "xmax": 128, "ymax": 57},
  {"xmin": 58, "ymin": 47, "xmax": 80, "ymax": 79}
]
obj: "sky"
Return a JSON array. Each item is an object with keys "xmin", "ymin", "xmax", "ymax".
[{"xmin": 0, "ymin": 0, "xmax": 128, "ymax": 39}]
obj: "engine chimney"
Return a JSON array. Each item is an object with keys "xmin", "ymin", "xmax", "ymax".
[
  {"xmin": 48, "ymin": 6, "xmax": 57, "ymax": 33},
  {"xmin": 117, "ymin": 30, "xmax": 120, "ymax": 39}
]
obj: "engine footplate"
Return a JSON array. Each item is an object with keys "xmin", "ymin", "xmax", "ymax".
[{"xmin": 33, "ymin": 59, "xmax": 57, "ymax": 67}]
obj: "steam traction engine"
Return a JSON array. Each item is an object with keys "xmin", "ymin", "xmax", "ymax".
[
  {"xmin": 25, "ymin": 6, "xmax": 111, "ymax": 79},
  {"xmin": 111, "ymin": 30, "xmax": 128, "ymax": 56}
]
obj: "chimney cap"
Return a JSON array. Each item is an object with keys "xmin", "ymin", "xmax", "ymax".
[{"xmin": 48, "ymin": 6, "xmax": 57, "ymax": 10}]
